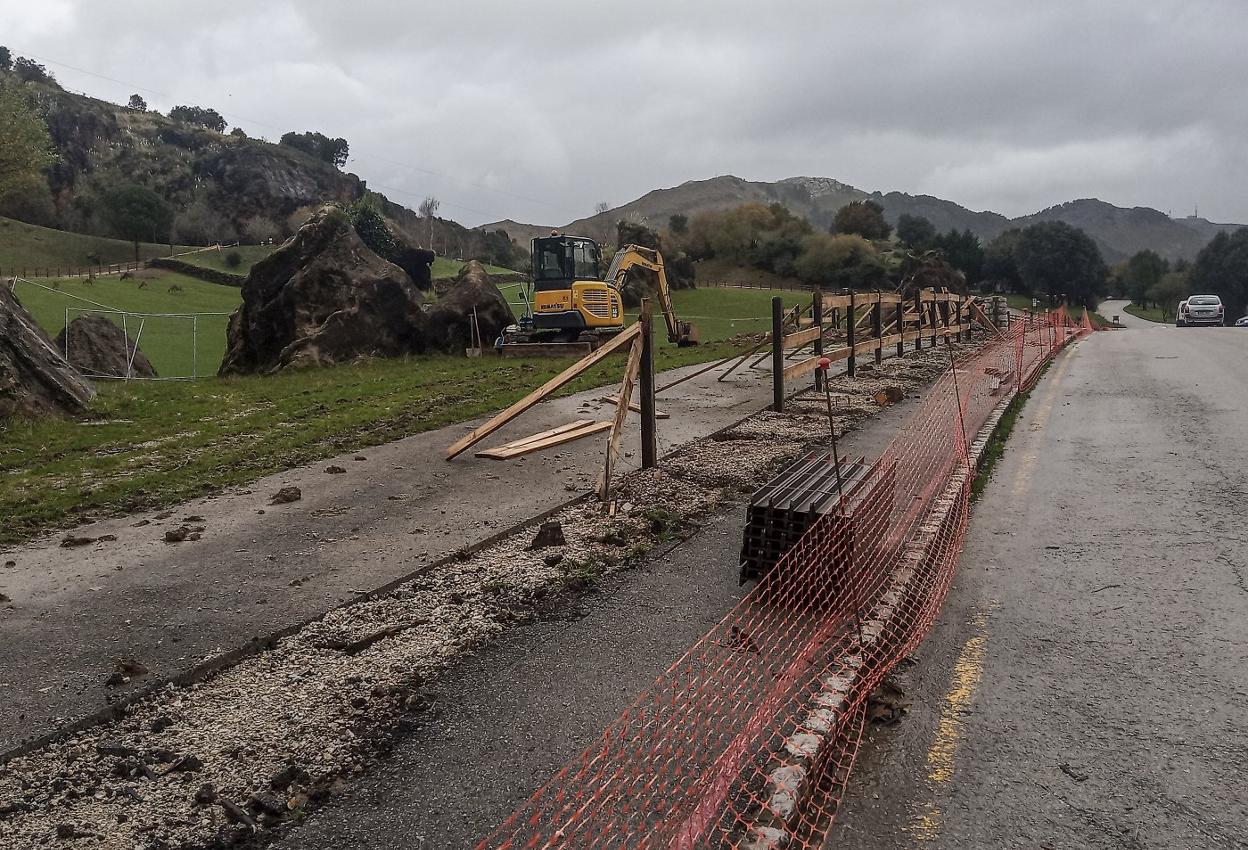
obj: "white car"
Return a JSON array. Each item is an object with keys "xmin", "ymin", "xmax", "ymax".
[
  {"xmin": 1177, "ymin": 294, "xmax": 1225, "ymax": 326},
  {"xmin": 1235, "ymin": 316, "xmax": 1248, "ymax": 328}
]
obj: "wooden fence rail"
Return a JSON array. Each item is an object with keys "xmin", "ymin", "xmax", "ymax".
[{"xmin": 770, "ymin": 288, "xmax": 984, "ymax": 412}]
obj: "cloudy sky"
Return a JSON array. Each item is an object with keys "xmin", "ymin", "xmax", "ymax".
[{"xmin": 5, "ymin": 0, "xmax": 1247, "ymax": 227}]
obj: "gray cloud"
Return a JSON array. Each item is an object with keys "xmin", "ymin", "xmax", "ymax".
[{"xmin": 5, "ymin": 0, "xmax": 1246, "ymax": 225}]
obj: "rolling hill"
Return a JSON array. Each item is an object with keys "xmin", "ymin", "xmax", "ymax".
[{"xmin": 482, "ymin": 175, "xmax": 1243, "ymax": 263}]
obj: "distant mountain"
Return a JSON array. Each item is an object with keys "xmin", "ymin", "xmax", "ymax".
[{"xmin": 481, "ymin": 175, "xmax": 1242, "ymax": 263}]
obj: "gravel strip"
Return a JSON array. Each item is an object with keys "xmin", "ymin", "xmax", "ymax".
[{"xmin": 0, "ymin": 341, "xmax": 978, "ymax": 850}]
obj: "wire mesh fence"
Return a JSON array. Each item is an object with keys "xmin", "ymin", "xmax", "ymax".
[
  {"xmin": 479, "ymin": 308, "xmax": 1091, "ymax": 849},
  {"xmin": 10, "ymin": 277, "xmax": 232, "ymax": 380}
]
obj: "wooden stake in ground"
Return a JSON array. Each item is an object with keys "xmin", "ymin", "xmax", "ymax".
[
  {"xmin": 597, "ymin": 332, "xmax": 644, "ymax": 500},
  {"xmin": 445, "ymin": 323, "xmax": 641, "ymax": 460}
]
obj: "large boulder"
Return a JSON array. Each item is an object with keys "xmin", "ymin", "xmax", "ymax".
[
  {"xmin": 393, "ymin": 245, "xmax": 435, "ymax": 291},
  {"xmin": 0, "ymin": 285, "xmax": 96, "ymax": 418},
  {"xmin": 219, "ymin": 206, "xmax": 427, "ymax": 374},
  {"xmin": 423, "ymin": 261, "xmax": 516, "ymax": 353},
  {"xmin": 55, "ymin": 315, "xmax": 158, "ymax": 379}
]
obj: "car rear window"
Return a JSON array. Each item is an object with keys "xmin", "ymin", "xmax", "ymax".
[{"xmin": 1189, "ymin": 296, "xmax": 1221, "ymax": 305}]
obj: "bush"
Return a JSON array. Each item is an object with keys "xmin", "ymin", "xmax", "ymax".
[
  {"xmin": 346, "ymin": 195, "xmax": 397, "ymax": 260},
  {"xmin": 242, "ymin": 215, "xmax": 281, "ymax": 244},
  {"xmin": 225, "ymin": 250, "xmax": 242, "ymax": 268}
]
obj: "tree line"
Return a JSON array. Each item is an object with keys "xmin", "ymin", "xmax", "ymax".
[
  {"xmin": 639, "ymin": 198, "xmax": 1112, "ymax": 309},
  {"xmin": 1117, "ymin": 236, "xmax": 1248, "ymax": 322}
]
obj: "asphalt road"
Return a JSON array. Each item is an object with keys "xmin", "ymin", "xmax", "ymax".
[
  {"xmin": 0, "ymin": 356, "xmax": 779, "ymax": 752},
  {"xmin": 832, "ymin": 303, "xmax": 1248, "ymax": 849},
  {"xmin": 264, "ymin": 378, "xmax": 928, "ymax": 850}
]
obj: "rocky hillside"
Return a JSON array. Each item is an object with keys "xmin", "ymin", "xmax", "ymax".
[
  {"xmin": 484, "ymin": 175, "xmax": 1242, "ymax": 262},
  {"xmin": 4, "ymin": 72, "xmax": 499, "ymax": 258}
]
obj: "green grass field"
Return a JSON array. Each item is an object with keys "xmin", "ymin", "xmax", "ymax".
[
  {"xmin": 0, "ymin": 216, "xmax": 197, "ymax": 274},
  {"xmin": 1123, "ymin": 303, "xmax": 1166, "ymax": 323},
  {"xmin": 1, "ymin": 282, "xmax": 804, "ymax": 544},
  {"xmin": 12, "ymin": 272, "xmax": 242, "ymax": 377},
  {"xmin": 175, "ymin": 245, "xmax": 276, "ymax": 274},
  {"xmin": 431, "ymin": 256, "xmax": 519, "ymax": 279}
]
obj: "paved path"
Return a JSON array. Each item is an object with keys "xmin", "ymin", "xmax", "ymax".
[
  {"xmin": 832, "ymin": 303, "xmax": 1248, "ymax": 849},
  {"xmin": 265, "ymin": 377, "xmax": 931, "ymax": 850},
  {"xmin": 0, "ymin": 356, "xmax": 780, "ymax": 752}
]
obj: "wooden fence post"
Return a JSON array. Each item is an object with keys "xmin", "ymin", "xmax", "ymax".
[
  {"xmin": 813, "ymin": 289, "xmax": 824, "ymax": 393},
  {"xmin": 896, "ymin": 300, "xmax": 905, "ymax": 358},
  {"xmin": 640, "ymin": 298, "xmax": 658, "ymax": 468},
  {"xmin": 913, "ymin": 290, "xmax": 923, "ymax": 351},
  {"xmin": 846, "ymin": 290, "xmax": 857, "ymax": 379},
  {"xmin": 771, "ymin": 296, "xmax": 784, "ymax": 412},
  {"xmin": 873, "ymin": 291, "xmax": 883, "ymax": 365},
  {"xmin": 929, "ymin": 296, "xmax": 938, "ymax": 347}
]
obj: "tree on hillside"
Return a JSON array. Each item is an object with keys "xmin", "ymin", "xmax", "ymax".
[
  {"xmin": 1121, "ymin": 249, "xmax": 1168, "ymax": 308},
  {"xmin": 127, "ymin": 94, "xmax": 147, "ymax": 112},
  {"xmin": 169, "ymin": 105, "xmax": 227, "ymax": 133},
  {"xmin": 594, "ymin": 201, "xmax": 610, "ymax": 215},
  {"xmin": 932, "ymin": 228, "xmax": 984, "ymax": 284},
  {"xmin": 833, "ymin": 200, "xmax": 891, "ymax": 240},
  {"xmin": 347, "ymin": 194, "xmax": 398, "ymax": 260},
  {"xmin": 0, "ymin": 47, "xmax": 11, "ymax": 72},
  {"xmin": 1149, "ymin": 271, "xmax": 1190, "ymax": 322},
  {"xmin": 794, "ymin": 232, "xmax": 886, "ymax": 289},
  {"xmin": 418, "ymin": 196, "xmax": 440, "ymax": 250},
  {"xmin": 1189, "ymin": 228, "xmax": 1248, "ymax": 320},
  {"xmin": 13, "ymin": 57, "xmax": 56, "ymax": 86},
  {"xmin": 982, "ymin": 229, "xmax": 1023, "ymax": 291},
  {"xmin": 0, "ymin": 84, "xmax": 56, "ymax": 199},
  {"xmin": 668, "ymin": 213, "xmax": 688, "ymax": 235},
  {"xmin": 1014, "ymin": 221, "xmax": 1107, "ymax": 309},
  {"xmin": 100, "ymin": 184, "xmax": 173, "ymax": 260},
  {"xmin": 896, "ymin": 214, "xmax": 936, "ymax": 249},
  {"xmin": 230, "ymin": 127, "xmax": 247, "ymax": 138},
  {"xmin": 279, "ymin": 131, "xmax": 349, "ymax": 168}
]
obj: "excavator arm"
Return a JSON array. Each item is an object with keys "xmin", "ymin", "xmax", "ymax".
[{"xmin": 605, "ymin": 245, "xmax": 699, "ymax": 346}]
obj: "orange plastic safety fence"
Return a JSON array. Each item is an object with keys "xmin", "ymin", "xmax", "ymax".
[{"xmin": 480, "ymin": 311, "xmax": 1089, "ymax": 850}]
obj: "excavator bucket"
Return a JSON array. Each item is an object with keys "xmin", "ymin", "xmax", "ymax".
[{"xmin": 675, "ymin": 321, "xmax": 700, "ymax": 347}]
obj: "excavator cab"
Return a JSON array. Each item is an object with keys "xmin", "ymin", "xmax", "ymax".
[{"xmin": 528, "ymin": 235, "xmax": 624, "ymax": 339}]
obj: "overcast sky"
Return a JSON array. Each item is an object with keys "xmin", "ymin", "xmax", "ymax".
[{"xmin": 5, "ymin": 0, "xmax": 1247, "ymax": 227}]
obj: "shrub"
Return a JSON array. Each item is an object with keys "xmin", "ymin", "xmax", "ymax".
[{"xmin": 225, "ymin": 250, "xmax": 242, "ymax": 268}]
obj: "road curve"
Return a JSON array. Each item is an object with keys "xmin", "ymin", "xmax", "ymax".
[{"xmin": 831, "ymin": 302, "xmax": 1248, "ymax": 848}]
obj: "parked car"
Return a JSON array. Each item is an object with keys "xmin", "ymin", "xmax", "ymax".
[
  {"xmin": 1236, "ymin": 316, "xmax": 1248, "ymax": 327},
  {"xmin": 1178, "ymin": 294, "xmax": 1225, "ymax": 326}
]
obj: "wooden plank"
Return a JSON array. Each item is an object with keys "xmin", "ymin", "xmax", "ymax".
[
  {"xmin": 783, "ymin": 344, "xmax": 852, "ymax": 381},
  {"xmin": 597, "ymin": 336, "xmax": 644, "ymax": 499},
  {"xmin": 482, "ymin": 419, "xmax": 597, "ymax": 452},
  {"xmin": 878, "ymin": 292, "xmax": 903, "ymax": 304},
  {"xmin": 782, "ymin": 325, "xmax": 823, "ymax": 349},
  {"xmin": 447, "ymin": 323, "xmax": 641, "ymax": 459},
  {"xmin": 476, "ymin": 421, "xmax": 613, "ymax": 459},
  {"xmin": 822, "ymin": 294, "xmax": 851, "ymax": 311},
  {"xmin": 599, "ymin": 395, "xmax": 670, "ymax": 419}
]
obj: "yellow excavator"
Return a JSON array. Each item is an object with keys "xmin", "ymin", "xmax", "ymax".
[{"xmin": 502, "ymin": 233, "xmax": 698, "ymax": 353}]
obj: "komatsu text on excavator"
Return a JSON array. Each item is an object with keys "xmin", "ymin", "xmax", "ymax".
[{"xmin": 501, "ymin": 233, "xmax": 698, "ymax": 354}]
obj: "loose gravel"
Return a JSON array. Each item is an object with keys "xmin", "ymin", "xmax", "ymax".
[{"xmin": 0, "ymin": 341, "xmax": 976, "ymax": 850}]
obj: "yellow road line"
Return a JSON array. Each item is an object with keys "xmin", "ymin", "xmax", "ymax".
[
  {"xmin": 1010, "ymin": 350, "xmax": 1075, "ymax": 498},
  {"xmin": 906, "ymin": 605, "xmax": 992, "ymax": 842}
]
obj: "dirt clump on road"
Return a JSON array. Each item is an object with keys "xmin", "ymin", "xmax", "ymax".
[{"xmin": 55, "ymin": 314, "xmax": 158, "ymax": 379}]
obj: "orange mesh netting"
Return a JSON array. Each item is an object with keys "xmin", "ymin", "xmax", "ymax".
[{"xmin": 481, "ymin": 308, "xmax": 1090, "ymax": 849}]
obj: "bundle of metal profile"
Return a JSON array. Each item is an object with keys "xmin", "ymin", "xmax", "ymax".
[{"xmin": 739, "ymin": 450, "xmax": 871, "ymax": 583}]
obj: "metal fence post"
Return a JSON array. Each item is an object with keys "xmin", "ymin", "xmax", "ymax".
[
  {"xmin": 639, "ymin": 299, "xmax": 657, "ymax": 468},
  {"xmin": 771, "ymin": 296, "xmax": 784, "ymax": 412}
]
